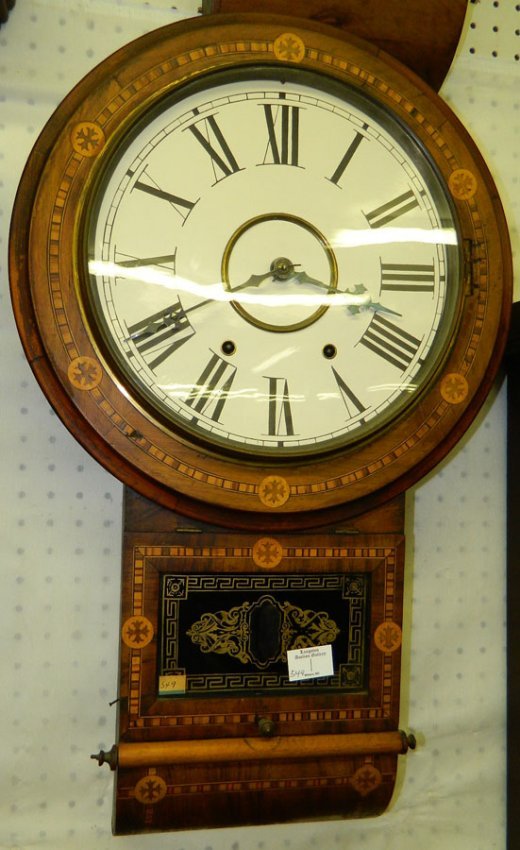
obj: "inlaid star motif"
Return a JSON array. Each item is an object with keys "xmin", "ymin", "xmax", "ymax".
[
  {"xmin": 278, "ymin": 36, "xmax": 301, "ymax": 60},
  {"xmin": 67, "ymin": 356, "xmax": 102, "ymax": 390},
  {"xmin": 126, "ymin": 619, "xmax": 150, "ymax": 645},
  {"xmin": 273, "ymin": 32, "xmax": 305, "ymax": 63},
  {"xmin": 253, "ymin": 537, "xmax": 283, "ymax": 568},
  {"xmin": 374, "ymin": 621, "xmax": 402, "ymax": 653},
  {"xmin": 73, "ymin": 359, "xmax": 98, "ymax": 386},
  {"xmin": 448, "ymin": 168, "xmax": 477, "ymax": 200},
  {"xmin": 71, "ymin": 122, "xmax": 105, "ymax": 157},
  {"xmin": 134, "ymin": 774, "xmax": 167, "ymax": 805},
  {"xmin": 76, "ymin": 126, "xmax": 99, "ymax": 151},
  {"xmin": 351, "ymin": 764, "xmax": 382, "ymax": 796},
  {"xmin": 121, "ymin": 616, "xmax": 154, "ymax": 649},
  {"xmin": 440, "ymin": 373, "xmax": 469, "ymax": 404},
  {"xmin": 259, "ymin": 476, "xmax": 290, "ymax": 507}
]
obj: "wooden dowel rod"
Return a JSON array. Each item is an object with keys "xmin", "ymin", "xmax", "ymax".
[{"xmin": 118, "ymin": 730, "xmax": 413, "ymax": 768}]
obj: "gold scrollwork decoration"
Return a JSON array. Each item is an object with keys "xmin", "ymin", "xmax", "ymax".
[{"xmin": 187, "ymin": 594, "xmax": 339, "ymax": 669}]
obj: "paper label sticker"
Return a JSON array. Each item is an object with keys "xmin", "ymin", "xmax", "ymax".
[
  {"xmin": 287, "ymin": 645, "xmax": 334, "ymax": 682},
  {"xmin": 159, "ymin": 674, "xmax": 186, "ymax": 695}
]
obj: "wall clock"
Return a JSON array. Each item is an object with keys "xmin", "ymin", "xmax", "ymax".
[{"xmin": 9, "ymin": 8, "xmax": 511, "ymax": 834}]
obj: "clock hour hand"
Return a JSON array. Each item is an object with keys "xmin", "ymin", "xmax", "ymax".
[
  {"xmin": 230, "ymin": 269, "xmax": 279, "ymax": 293},
  {"xmin": 292, "ymin": 270, "xmax": 331, "ymax": 290},
  {"xmin": 229, "ymin": 257, "xmax": 301, "ymax": 293},
  {"xmin": 126, "ymin": 308, "xmax": 179, "ymax": 343}
]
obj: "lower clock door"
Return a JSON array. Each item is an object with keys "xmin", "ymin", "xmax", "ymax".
[{"xmin": 110, "ymin": 497, "xmax": 409, "ymax": 833}]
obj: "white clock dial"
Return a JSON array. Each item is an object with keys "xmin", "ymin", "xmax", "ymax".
[{"xmin": 86, "ymin": 67, "xmax": 460, "ymax": 457}]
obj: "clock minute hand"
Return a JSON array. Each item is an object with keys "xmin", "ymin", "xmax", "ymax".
[
  {"xmin": 293, "ymin": 272, "xmax": 401, "ymax": 317},
  {"xmin": 345, "ymin": 297, "xmax": 402, "ymax": 318},
  {"xmin": 228, "ymin": 265, "xmax": 401, "ymax": 317},
  {"xmin": 126, "ymin": 297, "xmax": 216, "ymax": 343},
  {"xmin": 292, "ymin": 270, "xmax": 332, "ymax": 290}
]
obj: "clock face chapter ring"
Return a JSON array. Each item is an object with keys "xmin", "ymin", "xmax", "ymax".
[{"xmin": 9, "ymin": 15, "xmax": 511, "ymax": 524}]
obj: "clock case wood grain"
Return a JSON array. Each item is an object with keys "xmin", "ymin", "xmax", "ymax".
[{"xmin": 109, "ymin": 490, "xmax": 409, "ymax": 832}]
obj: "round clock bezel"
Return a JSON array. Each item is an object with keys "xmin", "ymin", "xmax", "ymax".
[
  {"xmin": 79, "ymin": 61, "xmax": 464, "ymax": 463},
  {"xmin": 9, "ymin": 14, "xmax": 512, "ymax": 528}
]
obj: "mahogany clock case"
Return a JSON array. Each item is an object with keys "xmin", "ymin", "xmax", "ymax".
[
  {"xmin": 4, "ymin": 4, "xmax": 513, "ymax": 839},
  {"xmin": 8, "ymin": 13, "xmax": 512, "ymax": 531},
  {"xmin": 110, "ymin": 490, "xmax": 409, "ymax": 831}
]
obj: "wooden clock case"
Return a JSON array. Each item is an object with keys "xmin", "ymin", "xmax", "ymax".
[{"xmin": 9, "ymin": 4, "xmax": 511, "ymax": 834}]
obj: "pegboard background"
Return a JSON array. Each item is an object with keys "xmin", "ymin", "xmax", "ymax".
[{"xmin": 0, "ymin": 2, "xmax": 517, "ymax": 849}]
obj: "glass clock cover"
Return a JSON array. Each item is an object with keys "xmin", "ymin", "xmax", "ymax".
[{"xmin": 86, "ymin": 67, "xmax": 460, "ymax": 458}]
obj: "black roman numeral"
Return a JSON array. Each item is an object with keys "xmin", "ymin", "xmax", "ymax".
[
  {"xmin": 132, "ymin": 172, "xmax": 197, "ymax": 223},
  {"xmin": 328, "ymin": 129, "xmax": 366, "ymax": 185},
  {"xmin": 185, "ymin": 352, "xmax": 237, "ymax": 422},
  {"xmin": 380, "ymin": 262, "xmax": 436, "ymax": 292},
  {"xmin": 331, "ymin": 367, "xmax": 366, "ymax": 419},
  {"xmin": 126, "ymin": 297, "xmax": 195, "ymax": 370},
  {"xmin": 365, "ymin": 189, "xmax": 420, "ymax": 228},
  {"xmin": 360, "ymin": 314, "xmax": 421, "ymax": 371},
  {"xmin": 265, "ymin": 376, "xmax": 295, "ymax": 437},
  {"xmin": 262, "ymin": 101, "xmax": 301, "ymax": 166},
  {"xmin": 116, "ymin": 252, "xmax": 177, "ymax": 273},
  {"xmin": 188, "ymin": 113, "xmax": 241, "ymax": 181}
]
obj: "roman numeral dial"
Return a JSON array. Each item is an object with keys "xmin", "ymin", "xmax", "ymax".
[
  {"xmin": 331, "ymin": 367, "xmax": 367, "ymax": 420},
  {"xmin": 328, "ymin": 129, "xmax": 366, "ymax": 185},
  {"xmin": 188, "ymin": 112, "xmax": 241, "ymax": 181},
  {"xmin": 126, "ymin": 299, "xmax": 195, "ymax": 371},
  {"xmin": 87, "ymin": 69, "xmax": 457, "ymax": 457},
  {"xmin": 129, "ymin": 170, "xmax": 197, "ymax": 222},
  {"xmin": 360, "ymin": 314, "xmax": 422, "ymax": 372},
  {"xmin": 381, "ymin": 262, "xmax": 436, "ymax": 293},
  {"xmin": 184, "ymin": 352, "xmax": 237, "ymax": 423},
  {"xmin": 261, "ymin": 100, "xmax": 301, "ymax": 166},
  {"xmin": 265, "ymin": 376, "xmax": 296, "ymax": 437},
  {"xmin": 365, "ymin": 189, "xmax": 420, "ymax": 228}
]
